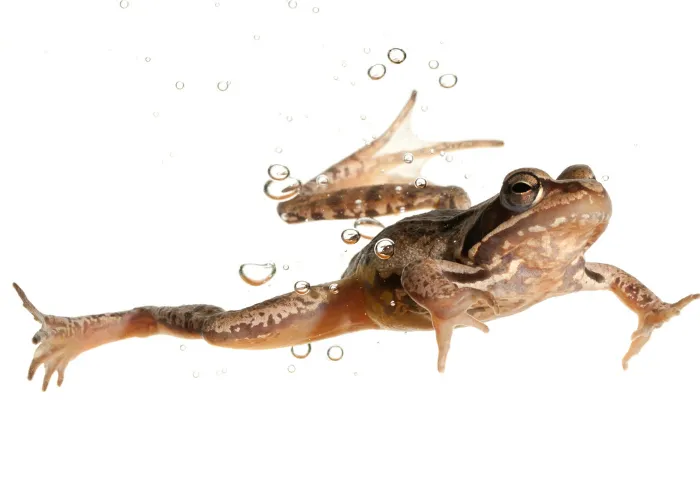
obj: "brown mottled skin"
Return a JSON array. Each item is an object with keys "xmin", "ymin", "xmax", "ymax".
[{"xmin": 14, "ymin": 92, "xmax": 698, "ymax": 391}]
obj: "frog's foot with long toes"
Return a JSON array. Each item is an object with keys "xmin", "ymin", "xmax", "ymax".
[
  {"xmin": 401, "ymin": 259, "xmax": 498, "ymax": 372},
  {"xmin": 581, "ymin": 264, "xmax": 699, "ymax": 369},
  {"xmin": 276, "ymin": 90, "xmax": 503, "ymax": 223}
]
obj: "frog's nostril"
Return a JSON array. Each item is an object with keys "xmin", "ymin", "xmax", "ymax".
[{"xmin": 511, "ymin": 182, "xmax": 532, "ymax": 194}]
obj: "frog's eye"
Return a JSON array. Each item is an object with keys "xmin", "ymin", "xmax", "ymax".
[
  {"xmin": 501, "ymin": 172, "xmax": 541, "ymax": 212},
  {"xmin": 557, "ymin": 164, "xmax": 596, "ymax": 180}
]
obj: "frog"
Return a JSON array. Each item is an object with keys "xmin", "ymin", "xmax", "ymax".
[{"xmin": 14, "ymin": 91, "xmax": 698, "ymax": 391}]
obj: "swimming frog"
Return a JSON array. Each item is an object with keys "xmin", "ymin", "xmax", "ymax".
[{"xmin": 14, "ymin": 91, "xmax": 698, "ymax": 391}]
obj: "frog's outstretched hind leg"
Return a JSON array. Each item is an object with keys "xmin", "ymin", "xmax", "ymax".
[
  {"xmin": 401, "ymin": 259, "xmax": 498, "ymax": 373},
  {"xmin": 276, "ymin": 90, "xmax": 503, "ymax": 222},
  {"xmin": 581, "ymin": 263, "xmax": 700, "ymax": 369},
  {"xmin": 14, "ymin": 279, "xmax": 374, "ymax": 391}
]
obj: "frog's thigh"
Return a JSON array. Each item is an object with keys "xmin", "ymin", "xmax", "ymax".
[
  {"xmin": 278, "ymin": 184, "xmax": 469, "ymax": 223},
  {"xmin": 401, "ymin": 258, "xmax": 497, "ymax": 373},
  {"xmin": 582, "ymin": 263, "xmax": 699, "ymax": 369}
]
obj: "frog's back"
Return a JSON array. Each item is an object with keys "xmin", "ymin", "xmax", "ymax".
[{"xmin": 342, "ymin": 208, "xmax": 472, "ymax": 280}]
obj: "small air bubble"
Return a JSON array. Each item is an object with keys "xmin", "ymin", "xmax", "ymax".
[
  {"xmin": 327, "ymin": 345, "xmax": 344, "ymax": 361},
  {"xmin": 354, "ymin": 217, "xmax": 385, "ymax": 239},
  {"xmin": 367, "ymin": 64, "xmax": 386, "ymax": 80},
  {"xmin": 387, "ymin": 48, "xmax": 407, "ymax": 64},
  {"xmin": 421, "ymin": 105, "xmax": 428, "ymax": 112},
  {"xmin": 192, "ymin": 371, "xmax": 200, "ymax": 378},
  {"xmin": 275, "ymin": 146, "xmax": 283, "ymax": 153},
  {"xmin": 288, "ymin": 365, "xmax": 296, "ymax": 373},
  {"xmin": 428, "ymin": 60, "xmax": 439, "ymax": 69},
  {"xmin": 364, "ymin": 48, "xmax": 371, "ymax": 54},
  {"xmin": 316, "ymin": 174, "xmax": 330, "ymax": 186},
  {"xmin": 286, "ymin": 116, "xmax": 293, "ymax": 122},
  {"xmin": 341, "ymin": 228, "xmax": 361, "ymax": 244},
  {"xmin": 446, "ymin": 154, "xmax": 453, "ymax": 162},
  {"xmin": 145, "ymin": 56, "xmax": 151, "ymax": 62},
  {"xmin": 222, "ymin": 367, "xmax": 227, "ymax": 374},
  {"xmin": 253, "ymin": 34, "xmax": 260, "ymax": 40},
  {"xmin": 360, "ymin": 115, "xmax": 366, "ymax": 120},
  {"xmin": 602, "ymin": 175, "xmax": 609, "ymax": 181},
  {"xmin": 215, "ymin": 2, "xmax": 220, "ymax": 6},
  {"xmin": 175, "ymin": 81, "xmax": 185, "ymax": 90},
  {"xmin": 264, "ymin": 178, "xmax": 301, "ymax": 200},
  {"xmin": 119, "ymin": 0, "xmax": 129, "ymax": 8},
  {"xmin": 153, "ymin": 112, "xmax": 159, "ymax": 118},
  {"xmin": 180, "ymin": 344, "xmax": 187, "ymax": 351},
  {"xmin": 341, "ymin": 61, "xmax": 347, "ymax": 67},
  {"xmin": 390, "ymin": 300, "xmax": 396, "ymax": 306},
  {"xmin": 374, "ymin": 238, "xmax": 395, "ymax": 260},
  {"xmin": 439, "ymin": 74, "xmax": 458, "ymax": 88},
  {"xmin": 239, "ymin": 262, "xmax": 277, "ymax": 286},
  {"xmin": 217, "ymin": 81, "xmax": 230, "ymax": 91},
  {"xmin": 268, "ymin": 164, "xmax": 290, "ymax": 181},
  {"xmin": 440, "ymin": 151, "xmax": 446, "ymax": 157},
  {"xmin": 283, "ymin": 264, "xmax": 290, "ymax": 271},
  {"xmin": 294, "ymin": 281, "xmax": 311, "ymax": 295},
  {"xmin": 329, "ymin": 283, "xmax": 339, "ymax": 294},
  {"xmin": 288, "ymin": 0, "xmax": 297, "ymax": 8},
  {"xmin": 333, "ymin": 75, "xmax": 339, "ymax": 81},
  {"xmin": 403, "ymin": 152, "xmax": 414, "ymax": 163},
  {"xmin": 415, "ymin": 178, "xmax": 427, "ymax": 188},
  {"xmin": 291, "ymin": 343, "xmax": 311, "ymax": 359},
  {"xmin": 312, "ymin": 7, "xmax": 320, "ymax": 13}
]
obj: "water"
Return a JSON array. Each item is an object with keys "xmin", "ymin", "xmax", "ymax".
[
  {"xmin": 367, "ymin": 64, "xmax": 386, "ymax": 80},
  {"xmin": 268, "ymin": 164, "xmax": 290, "ymax": 181},
  {"xmin": 439, "ymin": 74, "xmax": 458, "ymax": 88},
  {"xmin": 239, "ymin": 262, "xmax": 277, "ymax": 286},
  {"xmin": 387, "ymin": 48, "xmax": 407, "ymax": 64},
  {"xmin": 374, "ymin": 238, "xmax": 395, "ymax": 260}
]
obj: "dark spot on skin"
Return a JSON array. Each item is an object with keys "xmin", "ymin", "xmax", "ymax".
[
  {"xmin": 277, "ymin": 313, "xmax": 283, "ymax": 319},
  {"xmin": 584, "ymin": 268, "xmax": 605, "ymax": 283},
  {"xmin": 259, "ymin": 312, "xmax": 265, "ymax": 317},
  {"xmin": 366, "ymin": 186, "xmax": 383, "ymax": 202},
  {"xmin": 309, "ymin": 290, "xmax": 320, "ymax": 299},
  {"xmin": 366, "ymin": 209, "xmax": 379, "ymax": 217},
  {"xmin": 326, "ymin": 193, "xmax": 344, "ymax": 206},
  {"xmin": 333, "ymin": 209, "xmax": 347, "ymax": 219},
  {"xmin": 311, "ymin": 212, "xmax": 325, "ymax": 221},
  {"xmin": 267, "ymin": 314, "xmax": 275, "ymax": 325},
  {"xmin": 386, "ymin": 203, "xmax": 393, "ymax": 214},
  {"xmin": 443, "ymin": 269, "xmax": 491, "ymax": 284}
]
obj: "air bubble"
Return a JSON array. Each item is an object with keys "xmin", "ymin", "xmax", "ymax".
[
  {"xmin": 288, "ymin": 364, "xmax": 296, "ymax": 373},
  {"xmin": 602, "ymin": 175, "xmax": 609, "ymax": 181},
  {"xmin": 354, "ymin": 217, "xmax": 385, "ymax": 239},
  {"xmin": 327, "ymin": 345, "xmax": 344, "ymax": 361},
  {"xmin": 403, "ymin": 152, "xmax": 414, "ymax": 163},
  {"xmin": 415, "ymin": 178, "xmax": 427, "ymax": 188},
  {"xmin": 294, "ymin": 281, "xmax": 311, "ymax": 295},
  {"xmin": 312, "ymin": 6, "xmax": 319, "ymax": 13},
  {"xmin": 253, "ymin": 34, "xmax": 260, "ymax": 40},
  {"xmin": 222, "ymin": 367, "xmax": 227, "ymax": 374},
  {"xmin": 364, "ymin": 48, "xmax": 371, "ymax": 54},
  {"xmin": 429, "ymin": 60, "xmax": 439, "ymax": 69},
  {"xmin": 291, "ymin": 343, "xmax": 311, "ymax": 359},
  {"xmin": 368, "ymin": 64, "xmax": 386, "ymax": 80},
  {"xmin": 180, "ymin": 344, "xmax": 187, "ymax": 351},
  {"xmin": 374, "ymin": 238, "xmax": 395, "ymax": 260},
  {"xmin": 446, "ymin": 154, "xmax": 453, "ymax": 162},
  {"xmin": 341, "ymin": 228, "xmax": 361, "ymax": 244},
  {"xmin": 145, "ymin": 57, "xmax": 151, "ymax": 62},
  {"xmin": 439, "ymin": 74, "xmax": 458, "ymax": 88},
  {"xmin": 316, "ymin": 174, "xmax": 330, "ymax": 186},
  {"xmin": 275, "ymin": 146, "xmax": 283, "ymax": 153},
  {"xmin": 175, "ymin": 81, "xmax": 185, "ymax": 90},
  {"xmin": 288, "ymin": 0, "xmax": 297, "ymax": 8},
  {"xmin": 286, "ymin": 116, "xmax": 293, "ymax": 122},
  {"xmin": 333, "ymin": 76, "xmax": 339, "ymax": 81},
  {"xmin": 119, "ymin": 0, "xmax": 129, "ymax": 8},
  {"xmin": 153, "ymin": 112, "xmax": 159, "ymax": 117},
  {"xmin": 390, "ymin": 300, "xmax": 396, "ymax": 306},
  {"xmin": 192, "ymin": 371, "xmax": 200, "ymax": 378},
  {"xmin": 329, "ymin": 283, "xmax": 339, "ymax": 294},
  {"xmin": 387, "ymin": 48, "xmax": 406, "ymax": 64},
  {"xmin": 421, "ymin": 105, "xmax": 428, "ymax": 112},
  {"xmin": 217, "ymin": 81, "xmax": 230, "ymax": 91},
  {"xmin": 239, "ymin": 262, "xmax": 277, "ymax": 286},
  {"xmin": 360, "ymin": 115, "xmax": 366, "ymax": 120},
  {"xmin": 268, "ymin": 164, "xmax": 290, "ymax": 181},
  {"xmin": 283, "ymin": 264, "xmax": 290, "ymax": 271},
  {"xmin": 264, "ymin": 178, "xmax": 301, "ymax": 200}
]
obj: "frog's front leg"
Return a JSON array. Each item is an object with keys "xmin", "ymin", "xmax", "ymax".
[
  {"xmin": 401, "ymin": 258, "xmax": 499, "ymax": 373},
  {"xmin": 582, "ymin": 263, "xmax": 699, "ymax": 369}
]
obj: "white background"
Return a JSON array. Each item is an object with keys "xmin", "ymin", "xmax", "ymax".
[{"xmin": 1, "ymin": 1, "xmax": 700, "ymax": 499}]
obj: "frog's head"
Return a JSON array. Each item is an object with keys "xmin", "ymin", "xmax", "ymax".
[{"xmin": 464, "ymin": 165, "xmax": 612, "ymax": 268}]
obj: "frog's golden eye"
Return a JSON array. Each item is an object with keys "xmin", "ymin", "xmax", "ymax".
[{"xmin": 501, "ymin": 171, "xmax": 541, "ymax": 212}]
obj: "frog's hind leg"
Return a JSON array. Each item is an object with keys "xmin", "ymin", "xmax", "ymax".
[
  {"xmin": 276, "ymin": 90, "xmax": 503, "ymax": 222},
  {"xmin": 581, "ymin": 263, "xmax": 700, "ymax": 369},
  {"xmin": 400, "ymin": 259, "xmax": 499, "ymax": 373},
  {"xmin": 14, "ymin": 279, "xmax": 374, "ymax": 391}
]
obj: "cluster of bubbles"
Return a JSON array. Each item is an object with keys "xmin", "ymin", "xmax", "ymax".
[
  {"xmin": 367, "ymin": 48, "xmax": 457, "ymax": 88},
  {"xmin": 264, "ymin": 164, "xmax": 301, "ymax": 200}
]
